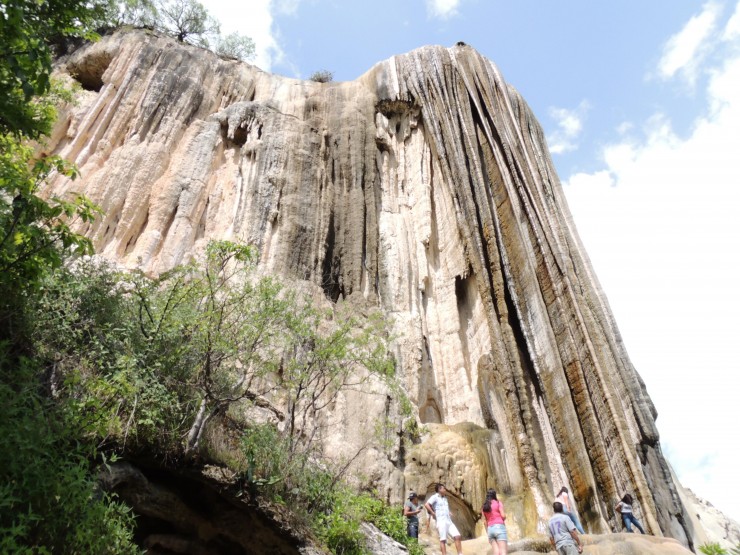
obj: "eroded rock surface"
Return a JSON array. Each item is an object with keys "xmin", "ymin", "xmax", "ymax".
[{"xmin": 49, "ymin": 29, "xmax": 702, "ymax": 549}]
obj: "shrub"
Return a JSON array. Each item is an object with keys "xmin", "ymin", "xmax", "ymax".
[
  {"xmin": 700, "ymin": 543, "xmax": 728, "ymax": 555},
  {"xmin": 216, "ymin": 32, "xmax": 256, "ymax": 61},
  {"xmin": 240, "ymin": 423, "xmax": 425, "ymax": 555},
  {"xmin": 310, "ymin": 69, "xmax": 334, "ymax": 83},
  {"xmin": 0, "ymin": 356, "xmax": 139, "ymax": 553},
  {"xmin": 23, "ymin": 242, "xmax": 405, "ymax": 554}
]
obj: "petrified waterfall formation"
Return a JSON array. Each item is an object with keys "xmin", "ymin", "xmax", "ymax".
[{"xmin": 48, "ymin": 30, "xmax": 695, "ymax": 548}]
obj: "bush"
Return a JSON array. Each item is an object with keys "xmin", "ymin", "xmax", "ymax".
[
  {"xmin": 216, "ymin": 32, "xmax": 255, "ymax": 61},
  {"xmin": 0, "ymin": 356, "xmax": 139, "ymax": 554},
  {"xmin": 30, "ymin": 260, "xmax": 190, "ymax": 454},
  {"xmin": 20, "ymin": 242, "xmax": 403, "ymax": 554},
  {"xmin": 241, "ymin": 424, "xmax": 335, "ymax": 515},
  {"xmin": 316, "ymin": 490, "xmax": 365, "ymax": 554},
  {"xmin": 241, "ymin": 423, "xmax": 424, "ymax": 555},
  {"xmin": 310, "ymin": 69, "xmax": 333, "ymax": 83},
  {"xmin": 700, "ymin": 543, "xmax": 728, "ymax": 555},
  {"xmin": 316, "ymin": 490, "xmax": 425, "ymax": 555}
]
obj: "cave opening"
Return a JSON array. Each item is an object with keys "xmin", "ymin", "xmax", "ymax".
[{"xmin": 69, "ymin": 51, "xmax": 113, "ymax": 92}]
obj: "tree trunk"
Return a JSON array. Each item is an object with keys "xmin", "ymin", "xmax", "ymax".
[{"xmin": 184, "ymin": 397, "xmax": 209, "ymax": 457}]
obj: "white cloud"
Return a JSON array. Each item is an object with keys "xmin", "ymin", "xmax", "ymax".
[
  {"xmin": 657, "ymin": 2, "xmax": 722, "ymax": 85},
  {"xmin": 274, "ymin": 0, "xmax": 301, "ymax": 15},
  {"xmin": 426, "ymin": 0, "xmax": 462, "ymax": 20},
  {"xmin": 546, "ymin": 101, "xmax": 589, "ymax": 155},
  {"xmin": 563, "ymin": 25, "xmax": 740, "ymax": 521},
  {"xmin": 722, "ymin": 0, "xmax": 740, "ymax": 41},
  {"xmin": 202, "ymin": 0, "xmax": 292, "ymax": 73}
]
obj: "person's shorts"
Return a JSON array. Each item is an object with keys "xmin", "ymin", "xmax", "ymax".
[
  {"xmin": 437, "ymin": 518, "xmax": 460, "ymax": 540},
  {"xmin": 487, "ymin": 523, "xmax": 507, "ymax": 541},
  {"xmin": 407, "ymin": 522, "xmax": 419, "ymax": 538}
]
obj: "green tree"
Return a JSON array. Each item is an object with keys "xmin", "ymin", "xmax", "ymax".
[
  {"xmin": 30, "ymin": 241, "xmax": 398, "ymax": 459},
  {"xmin": 216, "ymin": 32, "xmax": 256, "ymax": 61},
  {"xmin": 157, "ymin": 0, "xmax": 220, "ymax": 45},
  {"xmin": 117, "ymin": 0, "xmax": 158, "ymax": 27},
  {"xmin": 1, "ymin": 1, "xmax": 104, "ymax": 333},
  {"xmin": 0, "ymin": 0, "xmax": 111, "ymax": 138},
  {"xmin": 0, "ymin": 2, "xmax": 139, "ymax": 550},
  {"xmin": 0, "ymin": 133, "xmax": 98, "ymax": 292},
  {"xmin": 281, "ymin": 303, "xmax": 394, "ymax": 454},
  {"xmin": 0, "ymin": 352, "xmax": 139, "ymax": 553}
]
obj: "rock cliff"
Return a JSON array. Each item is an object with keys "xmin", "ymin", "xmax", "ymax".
[{"xmin": 47, "ymin": 29, "xmax": 701, "ymax": 549}]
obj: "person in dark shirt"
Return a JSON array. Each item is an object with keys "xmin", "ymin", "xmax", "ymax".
[{"xmin": 403, "ymin": 492, "xmax": 424, "ymax": 538}]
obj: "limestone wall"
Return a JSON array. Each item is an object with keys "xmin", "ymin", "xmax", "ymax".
[{"xmin": 47, "ymin": 29, "xmax": 697, "ymax": 548}]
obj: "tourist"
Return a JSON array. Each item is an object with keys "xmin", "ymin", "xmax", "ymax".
[
  {"xmin": 481, "ymin": 488, "xmax": 508, "ymax": 555},
  {"xmin": 404, "ymin": 492, "xmax": 424, "ymax": 539},
  {"xmin": 548, "ymin": 501, "xmax": 583, "ymax": 554},
  {"xmin": 425, "ymin": 483, "xmax": 463, "ymax": 555},
  {"xmin": 556, "ymin": 486, "xmax": 585, "ymax": 534},
  {"xmin": 615, "ymin": 494, "xmax": 646, "ymax": 534}
]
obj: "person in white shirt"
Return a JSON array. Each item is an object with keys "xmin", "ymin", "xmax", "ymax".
[
  {"xmin": 555, "ymin": 486, "xmax": 585, "ymax": 534},
  {"xmin": 424, "ymin": 483, "xmax": 463, "ymax": 555},
  {"xmin": 615, "ymin": 493, "xmax": 646, "ymax": 534}
]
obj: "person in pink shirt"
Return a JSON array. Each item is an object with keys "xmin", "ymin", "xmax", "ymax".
[{"xmin": 481, "ymin": 489, "xmax": 508, "ymax": 555}]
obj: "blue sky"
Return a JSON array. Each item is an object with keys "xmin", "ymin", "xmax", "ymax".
[{"xmin": 203, "ymin": 0, "xmax": 740, "ymax": 522}]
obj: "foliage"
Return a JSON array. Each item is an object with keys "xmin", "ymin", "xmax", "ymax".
[
  {"xmin": 241, "ymin": 424, "xmax": 335, "ymax": 515},
  {"xmin": 0, "ymin": 2, "xmax": 139, "ymax": 548},
  {"xmin": 118, "ymin": 0, "xmax": 219, "ymax": 46},
  {"xmin": 242, "ymin": 423, "xmax": 424, "ymax": 555},
  {"xmin": 0, "ymin": 0, "xmax": 103, "ymax": 341},
  {"xmin": 310, "ymin": 69, "xmax": 334, "ymax": 83},
  {"xmin": 0, "ymin": 354, "xmax": 139, "ymax": 554},
  {"xmin": 118, "ymin": 1, "xmax": 257, "ymax": 61},
  {"xmin": 0, "ymin": 0, "xmax": 110, "ymax": 138},
  {"xmin": 24, "ymin": 244, "xmax": 409, "ymax": 553},
  {"xmin": 699, "ymin": 542, "xmax": 740, "ymax": 555},
  {"xmin": 280, "ymin": 301, "xmax": 394, "ymax": 453},
  {"xmin": 30, "ymin": 241, "xmax": 396, "ymax": 459},
  {"xmin": 31, "ymin": 259, "xmax": 189, "ymax": 453},
  {"xmin": 0, "ymin": 132, "xmax": 99, "ymax": 295},
  {"xmin": 117, "ymin": 0, "xmax": 158, "ymax": 27},
  {"xmin": 158, "ymin": 0, "xmax": 219, "ymax": 44},
  {"xmin": 316, "ymin": 489, "xmax": 365, "ymax": 554},
  {"xmin": 316, "ymin": 490, "xmax": 425, "ymax": 555},
  {"xmin": 216, "ymin": 32, "xmax": 256, "ymax": 61}
]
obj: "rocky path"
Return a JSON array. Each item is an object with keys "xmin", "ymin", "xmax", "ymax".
[{"xmin": 417, "ymin": 529, "xmax": 693, "ymax": 555}]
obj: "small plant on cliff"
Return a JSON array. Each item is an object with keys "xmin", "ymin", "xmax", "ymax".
[
  {"xmin": 119, "ymin": 0, "xmax": 255, "ymax": 59},
  {"xmin": 310, "ymin": 69, "xmax": 334, "ymax": 83},
  {"xmin": 700, "ymin": 543, "xmax": 728, "ymax": 555},
  {"xmin": 216, "ymin": 32, "xmax": 256, "ymax": 61}
]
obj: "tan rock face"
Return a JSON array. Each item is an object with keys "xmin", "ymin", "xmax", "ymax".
[{"xmin": 49, "ymin": 29, "xmax": 699, "ymax": 549}]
